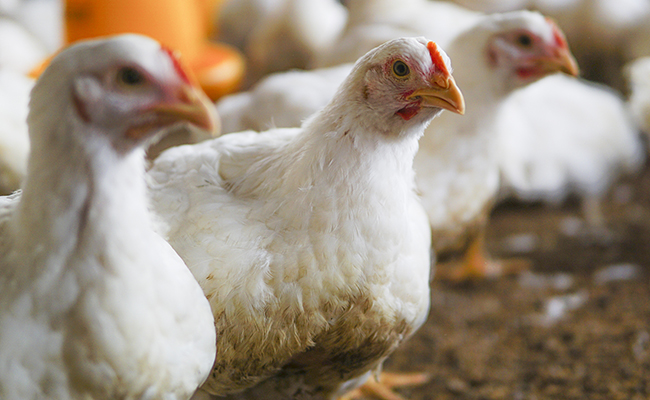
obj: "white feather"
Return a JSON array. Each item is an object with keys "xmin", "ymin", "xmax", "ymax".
[{"xmin": 497, "ymin": 74, "xmax": 644, "ymax": 203}]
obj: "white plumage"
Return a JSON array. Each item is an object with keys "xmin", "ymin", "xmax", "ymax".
[
  {"xmin": 0, "ymin": 34, "xmax": 217, "ymax": 400},
  {"xmin": 0, "ymin": 0, "xmax": 62, "ymax": 53},
  {"xmin": 497, "ymin": 74, "xmax": 644, "ymax": 210},
  {"xmin": 147, "ymin": 37, "xmax": 464, "ymax": 398},
  {"xmin": 216, "ymin": 63, "xmax": 351, "ymax": 134},
  {"xmin": 0, "ymin": 16, "xmax": 48, "ymax": 73},
  {"xmin": 216, "ymin": 0, "xmax": 285, "ymax": 50}
]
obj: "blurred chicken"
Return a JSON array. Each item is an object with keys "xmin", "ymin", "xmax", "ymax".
[
  {"xmin": 148, "ymin": 37, "xmax": 464, "ymax": 399},
  {"xmin": 217, "ymin": 0, "xmax": 347, "ymax": 86},
  {"xmin": 497, "ymin": 74, "xmax": 644, "ymax": 227},
  {"xmin": 0, "ymin": 68, "xmax": 32, "ymax": 194},
  {"xmin": 414, "ymin": 11, "xmax": 578, "ymax": 280},
  {"xmin": 0, "ymin": 16, "xmax": 48, "ymax": 73},
  {"xmin": 451, "ymin": 0, "xmax": 528, "ymax": 12},
  {"xmin": 626, "ymin": 15, "xmax": 650, "ymax": 63},
  {"xmin": 245, "ymin": 0, "xmax": 347, "ymax": 83},
  {"xmin": 627, "ymin": 57, "xmax": 650, "ymax": 136},
  {"xmin": 0, "ymin": 0, "xmax": 62, "ymax": 52},
  {"xmin": 0, "ymin": 34, "xmax": 217, "ymax": 400},
  {"xmin": 216, "ymin": 0, "xmax": 285, "ymax": 50},
  {"xmin": 315, "ymin": 0, "xmax": 482, "ymax": 68}
]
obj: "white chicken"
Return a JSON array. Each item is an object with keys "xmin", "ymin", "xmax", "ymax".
[
  {"xmin": 497, "ymin": 74, "xmax": 644, "ymax": 226},
  {"xmin": 147, "ymin": 37, "xmax": 464, "ymax": 399},
  {"xmin": 0, "ymin": 16, "xmax": 49, "ymax": 74},
  {"xmin": 414, "ymin": 11, "xmax": 578, "ymax": 280},
  {"xmin": 0, "ymin": 34, "xmax": 217, "ymax": 400}
]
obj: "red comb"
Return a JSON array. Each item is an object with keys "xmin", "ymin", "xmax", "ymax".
[
  {"xmin": 427, "ymin": 41, "xmax": 449, "ymax": 75},
  {"xmin": 162, "ymin": 46, "xmax": 192, "ymax": 84},
  {"xmin": 545, "ymin": 17, "xmax": 568, "ymax": 49}
]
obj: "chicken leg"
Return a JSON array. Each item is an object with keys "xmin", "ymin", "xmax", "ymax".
[
  {"xmin": 435, "ymin": 230, "xmax": 530, "ymax": 282},
  {"xmin": 340, "ymin": 372, "xmax": 430, "ymax": 400}
]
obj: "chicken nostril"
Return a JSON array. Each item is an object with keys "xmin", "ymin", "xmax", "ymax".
[{"xmin": 433, "ymin": 75, "xmax": 450, "ymax": 90}]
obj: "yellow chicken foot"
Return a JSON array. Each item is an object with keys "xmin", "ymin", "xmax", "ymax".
[
  {"xmin": 436, "ymin": 231, "xmax": 530, "ymax": 282},
  {"xmin": 340, "ymin": 372, "xmax": 430, "ymax": 400}
]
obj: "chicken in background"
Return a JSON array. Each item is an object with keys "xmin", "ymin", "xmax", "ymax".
[
  {"xmin": 215, "ymin": 0, "xmax": 285, "ymax": 50},
  {"xmin": 148, "ymin": 37, "xmax": 464, "ymax": 400},
  {"xmin": 414, "ymin": 11, "xmax": 578, "ymax": 280},
  {"xmin": 243, "ymin": 0, "xmax": 347, "ymax": 85},
  {"xmin": 0, "ymin": 34, "xmax": 217, "ymax": 400},
  {"xmin": 0, "ymin": 16, "xmax": 49, "ymax": 74},
  {"xmin": 626, "ymin": 56, "xmax": 650, "ymax": 137},
  {"xmin": 496, "ymin": 74, "xmax": 645, "ymax": 230},
  {"xmin": 0, "ymin": 0, "xmax": 63, "ymax": 53},
  {"xmin": 216, "ymin": 0, "xmax": 347, "ymax": 87}
]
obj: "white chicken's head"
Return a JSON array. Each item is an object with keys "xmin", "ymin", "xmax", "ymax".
[
  {"xmin": 338, "ymin": 37, "xmax": 465, "ymax": 137},
  {"xmin": 28, "ymin": 34, "xmax": 217, "ymax": 154},
  {"xmin": 488, "ymin": 13, "xmax": 578, "ymax": 85},
  {"xmin": 452, "ymin": 11, "xmax": 578, "ymax": 95}
]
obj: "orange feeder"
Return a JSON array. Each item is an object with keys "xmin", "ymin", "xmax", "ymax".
[{"xmin": 63, "ymin": 0, "xmax": 244, "ymax": 100}]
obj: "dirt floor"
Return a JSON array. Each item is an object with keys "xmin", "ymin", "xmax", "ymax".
[{"xmin": 381, "ymin": 162, "xmax": 650, "ymax": 400}]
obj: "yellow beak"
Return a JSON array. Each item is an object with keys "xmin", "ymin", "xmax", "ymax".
[
  {"xmin": 544, "ymin": 47, "xmax": 580, "ymax": 77},
  {"xmin": 127, "ymin": 84, "xmax": 219, "ymax": 141},
  {"xmin": 151, "ymin": 85, "xmax": 218, "ymax": 133},
  {"xmin": 407, "ymin": 75, "xmax": 466, "ymax": 115}
]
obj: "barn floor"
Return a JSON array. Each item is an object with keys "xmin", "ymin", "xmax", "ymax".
[{"xmin": 381, "ymin": 161, "xmax": 650, "ymax": 400}]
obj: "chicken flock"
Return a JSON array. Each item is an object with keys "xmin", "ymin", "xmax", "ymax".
[{"xmin": 0, "ymin": 0, "xmax": 649, "ymax": 399}]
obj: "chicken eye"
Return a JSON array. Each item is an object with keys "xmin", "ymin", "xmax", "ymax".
[
  {"xmin": 392, "ymin": 60, "xmax": 410, "ymax": 78},
  {"xmin": 117, "ymin": 67, "xmax": 145, "ymax": 86},
  {"xmin": 517, "ymin": 34, "xmax": 533, "ymax": 48}
]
